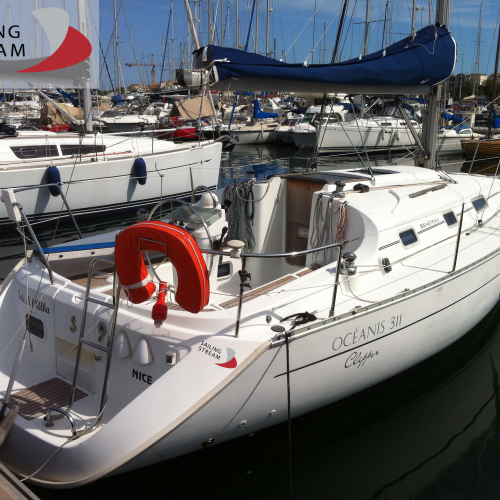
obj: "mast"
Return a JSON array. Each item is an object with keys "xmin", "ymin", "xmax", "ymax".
[
  {"xmin": 473, "ymin": 4, "xmax": 482, "ymax": 99},
  {"xmin": 171, "ymin": 2, "xmax": 175, "ymax": 81},
  {"xmin": 255, "ymin": 0, "xmax": 259, "ymax": 53},
  {"xmin": 183, "ymin": 0, "xmax": 218, "ymax": 123},
  {"xmin": 236, "ymin": 0, "xmax": 239, "ymax": 48},
  {"xmin": 487, "ymin": 14, "xmax": 500, "ymax": 138},
  {"xmin": 411, "ymin": 0, "xmax": 417, "ymax": 39},
  {"xmin": 221, "ymin": 0, "xmax": 224, "ymax": 46},
  {"xmin": 113, "ymin": 0, "xmax": 121, "ymax": 94},
  {"xmin": 312, "ymin": 0, "xmax": 316, "ymax": 63},
  {"xmin": 78, "ymin": 0, "xmax": 93, "ymax": 133},
  {"xmin": 421, "ymin": 0, "xmax": 450, "ymax": 169},
  {"xmin": 266, "ymin": 0, "xmax": 270, "ymax": 56},
  {"xmin": 364, "ymin": 0, "xmax": 370, "ymax": 56}
]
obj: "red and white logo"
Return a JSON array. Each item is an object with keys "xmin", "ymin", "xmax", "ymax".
[
  {"xmin": 0, "ymin": 7, "xmax": 94, "ymax": 85},
  {"xmin": 17, "ymin": 8, "xmax": 92, "ymax": 74}
]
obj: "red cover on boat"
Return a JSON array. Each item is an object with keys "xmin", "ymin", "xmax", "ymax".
[{"xmin": 115, "ymin": 221, "xmax": 209, "ymax": 313}]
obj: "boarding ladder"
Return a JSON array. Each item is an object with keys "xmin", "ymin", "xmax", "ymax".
[{"xmin": 46, "ymin": 258, "xmax": 121, "ymax": 437}]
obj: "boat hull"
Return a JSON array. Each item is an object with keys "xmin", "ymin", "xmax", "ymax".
[
  {"xmin": 292, "ymin": 125, "xmax": 419, "ymax": 152},
  {"xmin": 1, "ymin": 241, "xmax": 499, "ymax": 487},
  {"xmin": 0, "ymin": 141, "xmax": 222, "ymax": 229}
]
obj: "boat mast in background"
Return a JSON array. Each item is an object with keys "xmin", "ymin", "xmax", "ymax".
[
  {"xmin": 113, "ymin": 0, "xmax": 121, "ymax": 94},
  {"xmin": 421, "ymin": 0, "xmax": 450, "ymax": 169},
  {"xmin": 487, "ymin": 13, "xmax": 500, "ymax": 139},
  {"xmin": 77, "ymin": 0, "xmax": 93, "ymax": 134}
]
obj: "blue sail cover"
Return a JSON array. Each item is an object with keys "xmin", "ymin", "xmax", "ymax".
[
  {"xmin": 193, "ymin": 25, "xmax": 456, "ymax": 94},
  {"xmin": 253, "ymin": 99, "xmax": 278, "ymax": 118}
]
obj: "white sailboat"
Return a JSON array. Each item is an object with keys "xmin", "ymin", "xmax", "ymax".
[
  {"xmin": 0, "ymin": 133, "xmax": 222, "ymax": 229},
  {"xmin": 0, "ymin": 1, "xmax": 492, "ymax": 490}
]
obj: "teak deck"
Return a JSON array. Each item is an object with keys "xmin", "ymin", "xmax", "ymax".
[{"xmin": 3, "ymin": 378, "xmax": 87, "ymax": 421}]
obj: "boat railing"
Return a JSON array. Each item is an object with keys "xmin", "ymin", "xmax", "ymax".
[
  {"xmin": 1, "ymin": 184, "xmax": 82, "ymax": 284},
  {"xmin": 467, "ymin": 137, "xmax": 500, "ymax": 174},
  {"xmin": 200, "ymin": 243, "xmax": 344, "ymax": 338}
]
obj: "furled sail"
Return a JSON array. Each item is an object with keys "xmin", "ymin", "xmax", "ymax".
[{"xmin": 179, "ymin": 25, "xmax": 456, "ymax": 95}]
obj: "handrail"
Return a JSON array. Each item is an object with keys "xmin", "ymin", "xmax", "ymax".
[
  {"xmin": 190, "ymin": 185, "xmax": 218, "ymax": 207},
  {"xmin": 200, "ymin": 240, "xmax": 344, "ymax": 259},
  {"xmin": 467, "ymin": 137, "xmax": 500, "ymax": 175},
  {"xmin": 13, "ymin": 183, "xmax": 82, "ymax": 239},
  {"xmin": 45, "ymin": 406, "xmax": 76, "ymax": 436}
]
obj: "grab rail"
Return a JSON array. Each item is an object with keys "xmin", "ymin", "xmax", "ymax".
[{"xmin": 200, "ymin": 241, "xmax": 345, "ymax": 337}]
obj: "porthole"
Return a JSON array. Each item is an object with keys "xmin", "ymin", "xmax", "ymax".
[
  {"xmin": 26, "ymin": 314, "xmax": 45, "ymax": 340},
  {"xmin": 217, "ymin": 263, "xmax": 231, "ymax": 278},
  {"xmin": 399, "ymin": 229, "xmax": 417, "ymax": 247},
  {"xmin": 471, "ymin": 195, "xmax": 487, "ymax": 213},
  {"xmin": 443, "ymin": 212, "xmax": 457, "ymax": 227}
]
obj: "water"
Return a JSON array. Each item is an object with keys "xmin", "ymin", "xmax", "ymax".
[{"xmin": 3, "ymin": 144, "xmax": 500, "ymax": 499}]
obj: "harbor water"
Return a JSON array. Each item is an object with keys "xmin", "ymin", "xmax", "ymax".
[{"xmin": 2, "ymin": 145, "xmax": 500, "ymax": 499}]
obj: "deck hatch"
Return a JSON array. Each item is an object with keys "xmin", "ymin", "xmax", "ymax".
[{"xmin": 2, "ymin": 378, "xmax": 87, "ymax": 421}]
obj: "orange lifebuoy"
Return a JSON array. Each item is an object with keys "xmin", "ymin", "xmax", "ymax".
[
  {"xmin": 115, "ymin": 221, "xmax": 209, "ymax": 313},
  {"xmin": 453, "ymin": 105, "xmax": 457, "ymax": 110}
]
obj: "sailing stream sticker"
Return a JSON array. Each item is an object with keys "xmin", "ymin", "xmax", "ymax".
[
  {"xmin": 199, "ymin": 341, "xmax": 238, "ymax": 369},
  {"xmin": 0, "ymin": 3, "xmax": 98, "ymax": 85}
]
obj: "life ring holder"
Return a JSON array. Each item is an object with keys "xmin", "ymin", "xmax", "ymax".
[{"xmin": 147, "ymin": 197, "xmax": 215, "ymax": 274}]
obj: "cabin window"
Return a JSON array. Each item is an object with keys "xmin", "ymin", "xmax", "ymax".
[
  {"xmin": 217, "ymin": 263, "xmax": 231, "ymax": 278},
  {"xmin": 11, "ymin": 145, "xmax": 59, "ymax": 159},
  {"xmin": 217, "ymin": 256, "xmax": 232, "ymax": 279},
  {"xmin": 26, "ymin": 314, "xmax": 44, "ymax": 340},
  {"xmin": 459, "ymin": 129, "xmax": 471, "ymax": 135},
  {"xmin": 471, "ymin": 195, "xmax": 487, "ymax": 213},
  {"xmin": 399, "ymin": 229, "xmax": 417, "ymax": 247},
  {"xmin": 443, "ymin": 212, "xmax": 457, "ymax": 227},
  {"xmin": 60, "ymin": 145, "xmax": 106, "ymax": 156}
]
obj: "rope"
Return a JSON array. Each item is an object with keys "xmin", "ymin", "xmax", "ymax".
[{"xmin": 285, "ymin": 332, "xmax": 293, "ymax": 500}]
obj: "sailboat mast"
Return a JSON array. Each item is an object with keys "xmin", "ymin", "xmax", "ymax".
[
  {"xmin": 364, "ymin": 0, "xmax": 370, "ymax": 56},
  {"xmin": 473, "ymin": 4, "xmax": 482, "ymax": 98},
  {"xmin": 421, "ymin": 0, "xmax": 450, "ymax": 169},
  {"xmin": 411, "ymin": 0, "xmax": 417, "ymax": 38},
  {"xmin": 77, "ymin": 0, "xmax": 93, "ymax": 133},
  {"xmin": 236, "ymin": 0, "xmax": 239, "ymax": 48},
  {"xmin": 113, "ymin": 0, "xmax": 121, "ymax": 94},
  {"xmin": 266, "ymin": 0, "xmax": 270, "ymax": 56},
  {"xmin": 487, "ymin": 15, "xmax": 500, "ymax": 138}
]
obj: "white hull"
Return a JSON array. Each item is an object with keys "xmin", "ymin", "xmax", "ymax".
[
  {"xmin": 293, "ymin": 122, "xmax": 419, "ymax": 152},
  {"xmin": 231, "ymin": 123, "xmax": 279, "ymax": 144},
  {"xmin": 0, "ymin": 166, "xmax": 499, "ymax": 487},
  {"xmin": 0, "ymin": 139, "xmax": 222, "ymax": 228}
]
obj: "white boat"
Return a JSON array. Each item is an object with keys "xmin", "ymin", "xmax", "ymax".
[
  {"xmin": 274, "ymin": 116, "xmax": 303, "ymax": 144},
  {"xmin": 0, "ymin": 159, "xmax": 499, "ymax": 486},
  {"xmin": 437, "ymin": 125, "xmax": 482, "ymax": 155},
  {"xmin": 230, "ymin": 120, "xmax": 280, "ymax": 144},
  {"xmin": 292, "ymin": 103, "xmax": 422, "ymax": 153},
  {"xmin": 0, "ymin": 132, "xmax": 222, "ymax": 228},
  {"xmin": 98, "ymin": 111, "xmax": 158, "ymax": 133}
]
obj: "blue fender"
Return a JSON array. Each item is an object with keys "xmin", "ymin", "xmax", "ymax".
[
  {"xmin": 46, "ymin": 165, "xmax": 62, "ymax": 196},
  {"xmin": 133, "ymin": 158, "xmax": 147, "ymax": 186}
]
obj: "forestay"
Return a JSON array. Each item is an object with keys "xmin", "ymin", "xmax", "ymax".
[{"xmin": 185, "ymin": 25, "xmax": 456, "ymax": 94}]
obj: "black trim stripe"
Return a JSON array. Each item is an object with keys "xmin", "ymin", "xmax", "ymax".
[
  {"xmin": 417, "ymin": 220, "xmax": 445, "ymax": 234},
  {"xmin": 378, "ymin": 241, "xmax": 399, "ymax": 251},
  {"xmin": 274, "ymin": 268, "xmax": 500, "ymax": 378}
]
